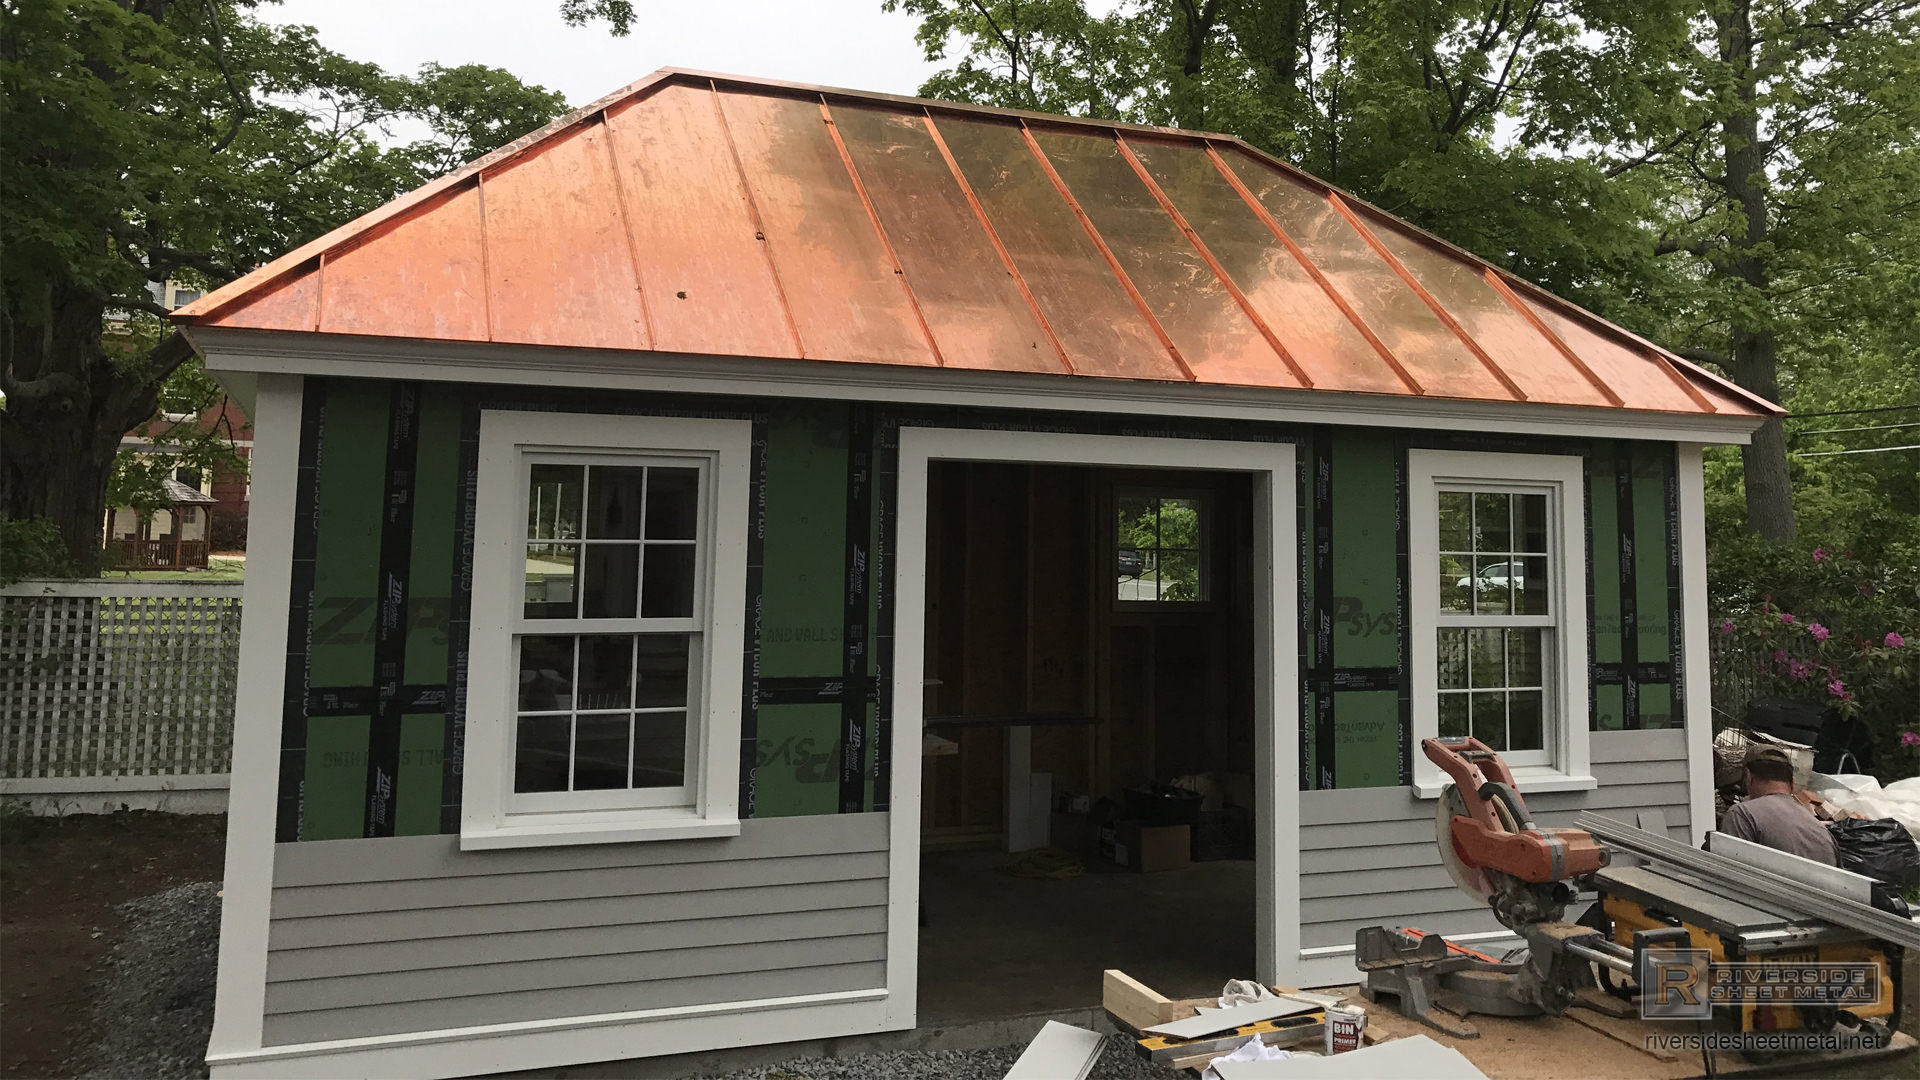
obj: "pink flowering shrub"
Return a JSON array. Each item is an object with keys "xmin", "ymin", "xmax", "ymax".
[{"xmin": 1713, "ymin": 543, "xmax": 1917, "ymax": 779}]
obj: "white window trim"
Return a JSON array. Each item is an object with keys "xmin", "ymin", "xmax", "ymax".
[
  {"xmin": 1410, "ymin": 449, "xmax": 1593, "ymax": 799},
  {"xmin": 1114, "ymin": 485, "xmax": 1212, "ymax": 607},
  {"xmin": 461, "ymin": 410, "xmax": 750, "ymax": 849}
]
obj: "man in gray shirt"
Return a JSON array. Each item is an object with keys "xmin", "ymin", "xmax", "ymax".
[{"xmin": 1718, "ymin": 744, "xmax": 1840, "ymax": 865}]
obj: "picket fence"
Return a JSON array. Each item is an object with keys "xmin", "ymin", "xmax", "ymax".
[{"xmin": 1, "ymin": 579, "xmax": 242, "ymax": 812}]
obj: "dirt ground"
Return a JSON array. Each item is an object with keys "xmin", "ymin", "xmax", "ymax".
[{"xmin": 0, "ymin": 811, "xmax": 226, "ymax": 1080}]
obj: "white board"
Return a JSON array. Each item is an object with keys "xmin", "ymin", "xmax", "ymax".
[
  {"xmin": 1004, "ymin": 1021, "xmax": 1104, "ymax": 1080},
  {"xmin": 1213, "ymin": 1034, "xmax": 1488, "ymax": 1079},
  {"xmin": 1143, "ymin": 997, "xmax": 1322, "ymax": 1039}
]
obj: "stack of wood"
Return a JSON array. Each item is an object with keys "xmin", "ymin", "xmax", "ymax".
[{"xmin": 1102, "ymin": 970, "xmax": 1354, "ymax": 1072}]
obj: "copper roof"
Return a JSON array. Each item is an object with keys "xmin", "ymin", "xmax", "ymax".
[{"xmin": 176, "ymin": 69, "xmax": 1776, "ymax": 418}]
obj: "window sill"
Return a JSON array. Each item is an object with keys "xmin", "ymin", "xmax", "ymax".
[
  {"xmin": 460, "ymin": 811, "xmax": 741, "ymax": 850},
  {"xmin": 1412, "ymin": 769, "xmax": 1598, "ymax": 800}
]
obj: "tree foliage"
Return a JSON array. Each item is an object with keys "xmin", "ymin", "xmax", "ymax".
[{"xmin": 1, "ymin": 0, "xmax": 568, "ymax": 568}]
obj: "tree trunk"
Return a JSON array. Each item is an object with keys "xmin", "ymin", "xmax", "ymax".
[
  {"xmin": 1716, "ymin": 0, "xmax": 1795, "ymax": 541},
  {"xmin": 1, "ymin": 284, "xmax": 168, "ymax": 572}
]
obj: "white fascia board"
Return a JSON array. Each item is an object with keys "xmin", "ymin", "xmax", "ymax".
[{"xmin": 186, "ymin": 328, "xmax": 1764, "ymax": 446}]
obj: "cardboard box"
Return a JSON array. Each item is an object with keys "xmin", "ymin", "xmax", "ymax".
[{"xmin": 1107, "ymin": 820, "xmax": 1191, "ymax": 873}]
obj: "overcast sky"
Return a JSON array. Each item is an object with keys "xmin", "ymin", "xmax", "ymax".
[{"xmin": 263, "ymin": 0, "xmax": 948, "ymax": 107}]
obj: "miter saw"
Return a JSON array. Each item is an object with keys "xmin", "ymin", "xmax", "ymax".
[{"xmin": 1355, "ymin": 736, "xmax": 1620, "ymax": 1037}]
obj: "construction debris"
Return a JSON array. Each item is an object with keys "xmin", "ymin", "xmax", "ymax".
[{"xmin": 1210, "ymin": 1034, "xmax": 1487, "ymax": 1079}]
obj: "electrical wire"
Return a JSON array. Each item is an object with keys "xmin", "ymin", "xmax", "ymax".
[{"xmin": 1785, "ymin": 403, "xmax": 1920, "ymax": 419}]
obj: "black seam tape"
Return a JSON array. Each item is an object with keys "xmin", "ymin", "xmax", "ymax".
[
  {"xmin": 311, "ymin": 684, "xmax": 449, "ymax": 717},
  {"xmin": 1313, "ymin": 432, "xmax": 1335, "ymax": 790},
  {"xmin": 838, "ymin": 405, "xmax": 873, "ymax": 815},
  {"xmin": 873, "ymin": 417, "xmax": 898, "ymax": 811},
  {"xmin": 739, "ymin": 418, "xmax": 769, "ymax": 819},
  {"xmin": 1615, "ymin": 442, "xmax": 1640, "ymax": 730},
  {"xmin": 279, "ymin": 379, "xmax": 327, "ymax": 843},
  {"xmin": 1583, "ymin": 452, "xmax": 1598, "ymax": 733},
  {"xmin": 441, "ymin": 397, "xmax": 480, "ymax": 834},
  {"xmin": 363, "ymin": 382, "xmax": 420, "ymax": 838},
  {"xmin": 1394, "ymin": 436, "xmax": 1412, "ymax": 787},
  {"xmin": 1665, "ymin": 446, "xmax": 1684, "ymax": 727}
]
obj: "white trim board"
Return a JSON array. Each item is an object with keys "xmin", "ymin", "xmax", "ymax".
[
  {"xmin": 188, "ymin": 327, "xmax": 1763, "ymax": 446},
  {"xmin": 1677, "ymin": 444, "xmax": 1715, "ymax": 845},
  {"xmin": 891, "ymin": 428, "xmax": 1300, "ymax": 999},
  {"xmin": 206, "ymin": 373, "xmax": 303, "ymax": 1063}
]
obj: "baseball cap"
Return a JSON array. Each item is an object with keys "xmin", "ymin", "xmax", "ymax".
[{"xmin": 1745, "ymin": 744, "xmax": 1794, "ymax": 767}]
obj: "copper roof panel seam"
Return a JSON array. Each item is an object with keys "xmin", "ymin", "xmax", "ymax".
[
  {"xmin": 1479, "ymin": 268, "xmax": 1624, "ymax": 407},
  {"xmin": 1643, "ymin": 347, "xmax": 1720, "ymax": 412},
  {"xmin": 709, "ymin": 81, "xmax": 806, "ymax": 359},
  {"xmin": 474, "ymin": 171, "xmax": 496, "ymax": 342},
  {"xmin": 1020, "ymin": 123, "xmax": 1195, "ymax": 382},
  {"xmin": 596, "ymin": 109, "xmax": 659, "ymax": 350},
  {"xmin": 920, "ymin": 112, "xmax": 1075, "ymax": 375},
  {"xmin": 818, "ymin": 100, "xmax": 947, "ymax": 367},
  {"xmin": 1326, "ymin": 193, "xmax": 1527, "ymax": 402},
  {"xmin": 1206, "ymin": 147, "xmax": 1424, "ymax": 395},
  {"xmin": 1113, "ymin": 135, "xmax": 1313, "ymax": 389}
]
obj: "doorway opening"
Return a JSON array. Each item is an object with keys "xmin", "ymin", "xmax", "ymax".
[{"xmin": 913, "ymin": 459, "xmax": 1259, "ymax": 1022}]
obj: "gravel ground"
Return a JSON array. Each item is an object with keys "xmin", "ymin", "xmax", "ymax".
[
  {"xmin": 78, "ymin": 881, "xmax": 220, "ymax": 1080},
  {"xmin": 689, "ymin": 1034, "xmax": 1185, "ymax": 1080}
]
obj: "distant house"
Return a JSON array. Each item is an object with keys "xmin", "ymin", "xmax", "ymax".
[{"xmin": 103, "ymin": 283, "xmax": 254, "ymax": 568}]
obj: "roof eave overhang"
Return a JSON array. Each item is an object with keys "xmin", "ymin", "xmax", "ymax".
[{"xmin": 185, "ymin": 326, "xmax": 1766, "ymax": 446}]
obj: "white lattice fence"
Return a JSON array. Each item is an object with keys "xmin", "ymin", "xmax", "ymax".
[{"xmin": 1, "ymin": 581, "xmax": 242, "ymax": 804}]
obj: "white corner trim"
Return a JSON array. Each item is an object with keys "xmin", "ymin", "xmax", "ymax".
[
  {"xmin": 891, "ymin": 427, "xmax": 1299, "ymax": 991},
  {"xmin": 187, "ymin": 327, "xmax": 1764, "ymax": 446},
  {"xmin": 206, "ymin": 373, "xmax": 302, "ymax": 1061},
  {"xmin": 207, "ymin": 988, "xmax": 889, "ymax": 1080},
  {"xmin": 460, "ymin": 410, "xmax": 751, "ymax": 849},
  {"xmin": 1677, "ymin": 444, "xmax": 1715, "ymax": 845},
  {"xmin": 1407, "ymin": 450, "xmax": 1591, "ymax": 799}
]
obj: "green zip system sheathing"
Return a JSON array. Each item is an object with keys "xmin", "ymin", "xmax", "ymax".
[{"xmin": 273, "ymin": 377, "xmax": 1687, "ymax": 839}]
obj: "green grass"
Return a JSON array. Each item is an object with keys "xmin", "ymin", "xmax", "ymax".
[{"xmin": 98, "ymin": 556, "xmax": 245, "ymax": 582}]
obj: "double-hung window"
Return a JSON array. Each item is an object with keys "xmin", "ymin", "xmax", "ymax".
[
  {"xmin": 1410, "ymin": 451, "xmax": 1591, "ymax": 798},
  {"xmin": 462, "ymin": 411, "xmax": 750, "ymax": 848}
]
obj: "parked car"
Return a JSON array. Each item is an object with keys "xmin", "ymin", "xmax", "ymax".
[
  {"xmin": 1456, "ymin": 561, "xmax": 1526, "ymax": 592},
  {"xmin": 1117, "ymin": 547, "xmax": 1144, "ymax": 578}
]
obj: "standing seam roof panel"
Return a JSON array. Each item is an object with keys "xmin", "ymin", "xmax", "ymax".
[{"xmin": 172, "ymin": 68, "xmax": 1777, "ymax": 420}]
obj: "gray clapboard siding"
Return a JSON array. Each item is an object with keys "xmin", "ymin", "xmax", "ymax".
[
  {"xmin": 263, "ymin": 961, "xmax": 889, "ymax": 1045},
  {"xmin": 262, "ymin": 812, "xmax": 891, "ymax": 1047},
  {"xmin": 1298, "ymin": 730, "xmax": 1692, "ymax": 949}
]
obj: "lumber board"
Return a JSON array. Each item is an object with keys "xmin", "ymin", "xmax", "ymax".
[
  {"xmin": 1103, "ymin": 969, "xmax": 1179, "ymax": 1030},
  {"xmin": 1005, "ymin": 1020, "xmax": 1105, "ymax": 1080}
]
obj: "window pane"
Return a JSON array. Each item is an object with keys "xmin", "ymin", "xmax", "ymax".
[
  {"xmin": 1438, "ymin": 693, "xmax": 1470, "ymax": 738},
  {"xmin": 575, "ymin": 635, "xmax": 634, "ymax": 711},
  {"xmin": 1438, "ymin": 629, "xmax": 1469, "ymax": 690},
  {"xmin": 527, "ymin": 464, "xmax": 582, "ymax": 541},
  {"xmin": 1158, "ymin": 549, "xmax": 1200, "ymax": 601},
  {"xmin": 1439, "ymin": 554, "xmax": 1472, "ymax": 613},
  {"xmin": 641, "ymin": 544, "xmax": 697, "ymax": 618},
  {"xmin": 514, "ymin": 715, "xmax": 570, "ymax": 792},
  {"xmin": 1509, "ymin": 691, "xmax": 1544, "ymax": 751},
  {"xmin": 586, "ymin": 466, "xmax": 646, "ymax": 539},
  {"xmin": 581, "ymin": 544, "xmax": 639, "ymax": 619},
  {"xmin": 1473, "ymin": 492, "xmax": 1511, "ymax": 553},
  {"xmin": 646, "ymin": 468, "xmax": 701, "ymax": 540},
  {"xmin": 1438, "ymin": 492, "xmax": 1470, "ymax": 551},
  {"xmin": 518, "ymin": 635, "xmax": 574, "ymax": 711},
  {"xmin": 1509, "ymin": 629, "xmax": 1543, "ymax": 688},
  {"xmin": 1518, "ymin": 494, "xmax": 1548, "ymax": 553},
  {"xmin": 1471, "ymin": 556, "xmax": 1514, "ymax": 615},
  {"xmin": 525, "ymin": 544, "xmax": 578, "ymax": 619},
  {"xmin": 635, "ymin": 634, "xmax": 691, "ymax": 708},
  {"xmin": 632, "ymin": 711, "xmax": 688, "ymax": 788},
  {"xmin": 573, "ymin": 713, "xmax": 631, "ymax": 790},
  {"xmin": 1158, "ymin": 499, "xmax": 1201, "ymax": 549},
  {"xmin": 1516, "ymin": 555, "xmax": 1550, "ymax": 616},
  {"xmin": 1471, "ymin": 692, "xmax": 1507, "ymax": 749},
  {"xmin": 1468, "ymin": 628, "xmax": 1505, "ymax": 688}
]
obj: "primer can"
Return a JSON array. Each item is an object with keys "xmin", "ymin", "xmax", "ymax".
[{"xmin": 1324, "ymin": 1003, "xmax": 1366, "ymax": 1054}]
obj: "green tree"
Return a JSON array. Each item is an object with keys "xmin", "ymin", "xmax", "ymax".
[{"xmin": 1, "ymin": 0, "xmax": 568, "ymax": 569}]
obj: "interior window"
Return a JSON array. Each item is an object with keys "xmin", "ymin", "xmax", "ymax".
[{"xmin": 1116, "ymin": 492, "xmax": 1206, "ymax": 602}]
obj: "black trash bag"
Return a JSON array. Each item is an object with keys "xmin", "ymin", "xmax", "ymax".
[{"xmin": 1830, "ymin": 817, "xmax": 1920, "ymax": 886}]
